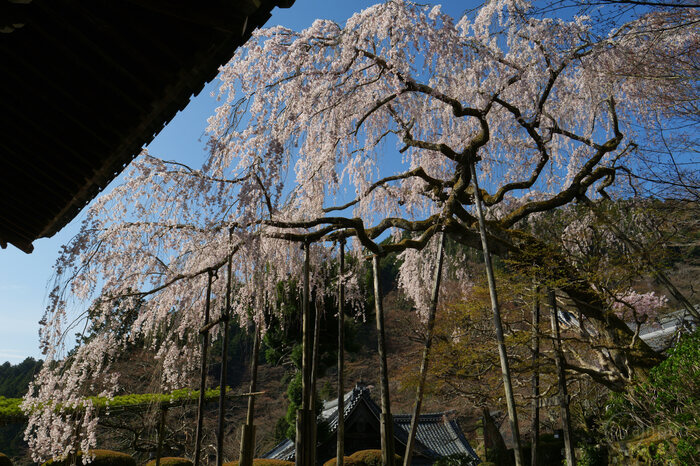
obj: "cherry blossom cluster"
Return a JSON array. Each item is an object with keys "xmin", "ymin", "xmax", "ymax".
[{"xmin": 612, "ymin": 290, "xmax": 668, "ymax": 323}]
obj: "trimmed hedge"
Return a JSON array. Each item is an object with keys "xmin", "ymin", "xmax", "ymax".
[
  {"xmin": 347, "ymin": 450, "xmax": 401, "ymax": 466},
  {"xmin": 0, "ymin": 453, "xmax": 13, "ymax": 466},
  {"xmin": 222, "ymin": 460, "xmax": 293, "ymax": 466},
  {"xmin": 43, "ymin": 450, "xmax": 136, "ymax": 466},
  {"xmin": 145, "ymin": 458, "xmax": 192, "ymax": 466},
  {"xmin": 322, "ymin": 457, "xmax": 362, "ymax": 466},
  {"xmin": 2, "ymin": 388, "xmax": 232, "ymax": 423}
]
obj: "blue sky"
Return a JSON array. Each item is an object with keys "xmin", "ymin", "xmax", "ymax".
[{"xmin": 0, "ymin": 0, "xmax": 472, "ymax": 364}]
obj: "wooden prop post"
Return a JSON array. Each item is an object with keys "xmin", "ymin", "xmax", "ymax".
[
  {"xmin": 239, "ymin": 325, "xmax": 261, "ymax": 466},
  {"xmin": 295, "ymin": 241, "xmax": 315, "ymax": 466},
  {"xmin": 156, "ymin": 406, "xmax": 168, "ymax": 466},
  {"xmin": 336, "ymin": 240, "xmax": 346, "ymax": 466},
  {"xmin": 194, "ymin": 269, "xmax": 214, "ymax": 466},
  {"xmin": 403, "ymin": 231, "xmax": 446, "ymax": 466},
  {"xmin": 311, "ymin": 286, "xmax": 322, "ymax": 453},
  {"xmin": 216, "ymin": 244, "xmax": 234, "ymax": 466},
  {"xmin": 372, "ymin": 254, "xmax": 395, "ymax": 465},
  {"xmin": 530, "ymin": 285, "xmax": 540, "ymax": 466},
  {"xmin": 470, "ymin": 160, "xmax": 524, "ymax": 466},
  {"xmin": 548, "ymin": 289, "xmax": 576, "ymax": 466}
]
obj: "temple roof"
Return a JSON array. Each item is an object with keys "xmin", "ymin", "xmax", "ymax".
[{"xmin": 264, "ymin": 383, "xmax": 479, "ymax": 463}]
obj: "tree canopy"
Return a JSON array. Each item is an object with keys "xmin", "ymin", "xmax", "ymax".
[{"xmin": 25, "ymin": 0, "xmax": 698, "ymax": 460}]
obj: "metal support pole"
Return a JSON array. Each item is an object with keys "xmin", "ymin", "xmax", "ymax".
[
  {"xmin": 194, "ymin": 270, "xmax": 214, "ymax": 466},
  {"xmin": 336, "ymin": 240, "xmax": 345, "ymax": 466},
  {"xmin": 372, "ymin": 254, "xmax": 395, "ymax": 465},
  {"xmin": 548, "ymin": 289, "xmax": 576, "ymax": 466},
  {"xmin": 404, "ymin": 231, "xmax": 445, "ymax": 466},
  {"xmin": 470, "ymin": 160, "xmax": 524, "ymax": 466}
]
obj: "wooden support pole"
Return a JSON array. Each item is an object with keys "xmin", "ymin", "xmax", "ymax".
[
  {"xmin": 336, "ymin": 240, "xmax": 345, "ymax": 466},
  {"xmin": 296, "ymin": 241, "xmax": 315, "ymax": 466},
  {"xmin": 548, "ymin": 289, "xmax": 576, "ymax": 466},
  {"xmin": 302, "ymin": 243, "xmax": 312, "ymax": 411},
  {"xmin": 194, "ymin": 270, "xmax": 214, "ymax": 466},
  {"xmin": 240, "ymin": 325, "xmax": 261, "ymax": 466},
  {"xmin": 372, "ymin": 254, "xmax": 395, "ymax": 465},
  {"xmin": 216, "ymin": 245, "xmax": 234, "ymax": 466},
  {"xmin": 247, "ymin": 326, "xmax": 261, "ymax": 426},
  {"xmin": 311, "ymin": 289, "xmax": 322, "ymax": 454},
  {"xmin": 530, "ymin": 284, "xmax": 540, "ymax": 466},
  {"xmin": 156, "ymin": 407, "xmax": 167, "ymax": 466},
  {"xmin": 470, "ymin": 160, "xmax": 524, "ymax": 466},
  {"xmin": 403, "ymin": 231, "xmax": 446, "ymax": 466},
  {"xmin": 239, "ymin": 425, "xmax": 256, "ymax": 466},
  {"xmin": 482, "ymin": 408, "xmax": 489, "ymax": 460}
]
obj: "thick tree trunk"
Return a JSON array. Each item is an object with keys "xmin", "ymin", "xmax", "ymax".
[
  {"xmin": 470, "ymin": 161, "xmax": 524, "ymax": 466},
  {"xmin": 372, "ymin": 254, "xmax": 395, "ymax": 465},
  {"xmin": 447, "ymin": 223, "xmax": 664, "ymax": 389},
  {"xmin": 194, "ymin": 270, "xmax": 214, "ymax": 466},
  {"xmin": 530, "ymin": 285, "xmax": 540, "ymax": 466},
  {"xmin": 296, "ymin": 242, "xmax": 315, "ymax": 466},
  {"xmin": 403, "ymin": 231, "xmax": 446, "ymax": 466},
  {"xmin": 239, "ymin": 325, "xmax": 260, "ymax": 466},
  {"xmin": 336, "ymin": 241, "xmax": 346, "ymax": 466},
  {"xmin": 548, "ymin": 289, "xmax": 576, "ymax": 466}
]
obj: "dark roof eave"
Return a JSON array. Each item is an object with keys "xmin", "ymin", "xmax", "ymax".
[{"xmin": 1, "ymin": 0, "xmax": 295, "ymax": 253}]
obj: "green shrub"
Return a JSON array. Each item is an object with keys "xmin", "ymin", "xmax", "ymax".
[
  {"xmin": 577, "ymin": 443, "xmax": 607, "ymax": 466},
  {"xmin": 144, "ymin": 458, "xmax": 192, "ymax": 466},
  {"xmin": 223, "ymin": 460, "xmax": 293, "ymax": 466},
  {"xmin": 0, "ymin": 452, "xmax": 13, "ymax": 466},
  {"xmin": 602, "ymin": 329, "xmax": 700, "ymax": 464},
  {"xmin": 347, "ymin": 450, "xmax": 401, "ymax": 466},
  {"xmin": 43, "ymin": 450, "xmax": 135, "ymax": 466}
]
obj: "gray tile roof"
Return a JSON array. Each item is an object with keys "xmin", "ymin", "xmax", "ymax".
[
  {"xmin": 394, "ymin": 412, "xmax": 480, "ymax": 459},
  {"xmin": 263, "ymin": 384, "xmax": 480, "ymax": 464},
  {"xmin": 263, "ymin": 438, "xmax": 295, "ymax": 461}
]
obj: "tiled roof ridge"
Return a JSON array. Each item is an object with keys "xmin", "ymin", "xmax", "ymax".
[{"xmin": 393, "ymin": 410, "xmax": 457, "ymax": 421}]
